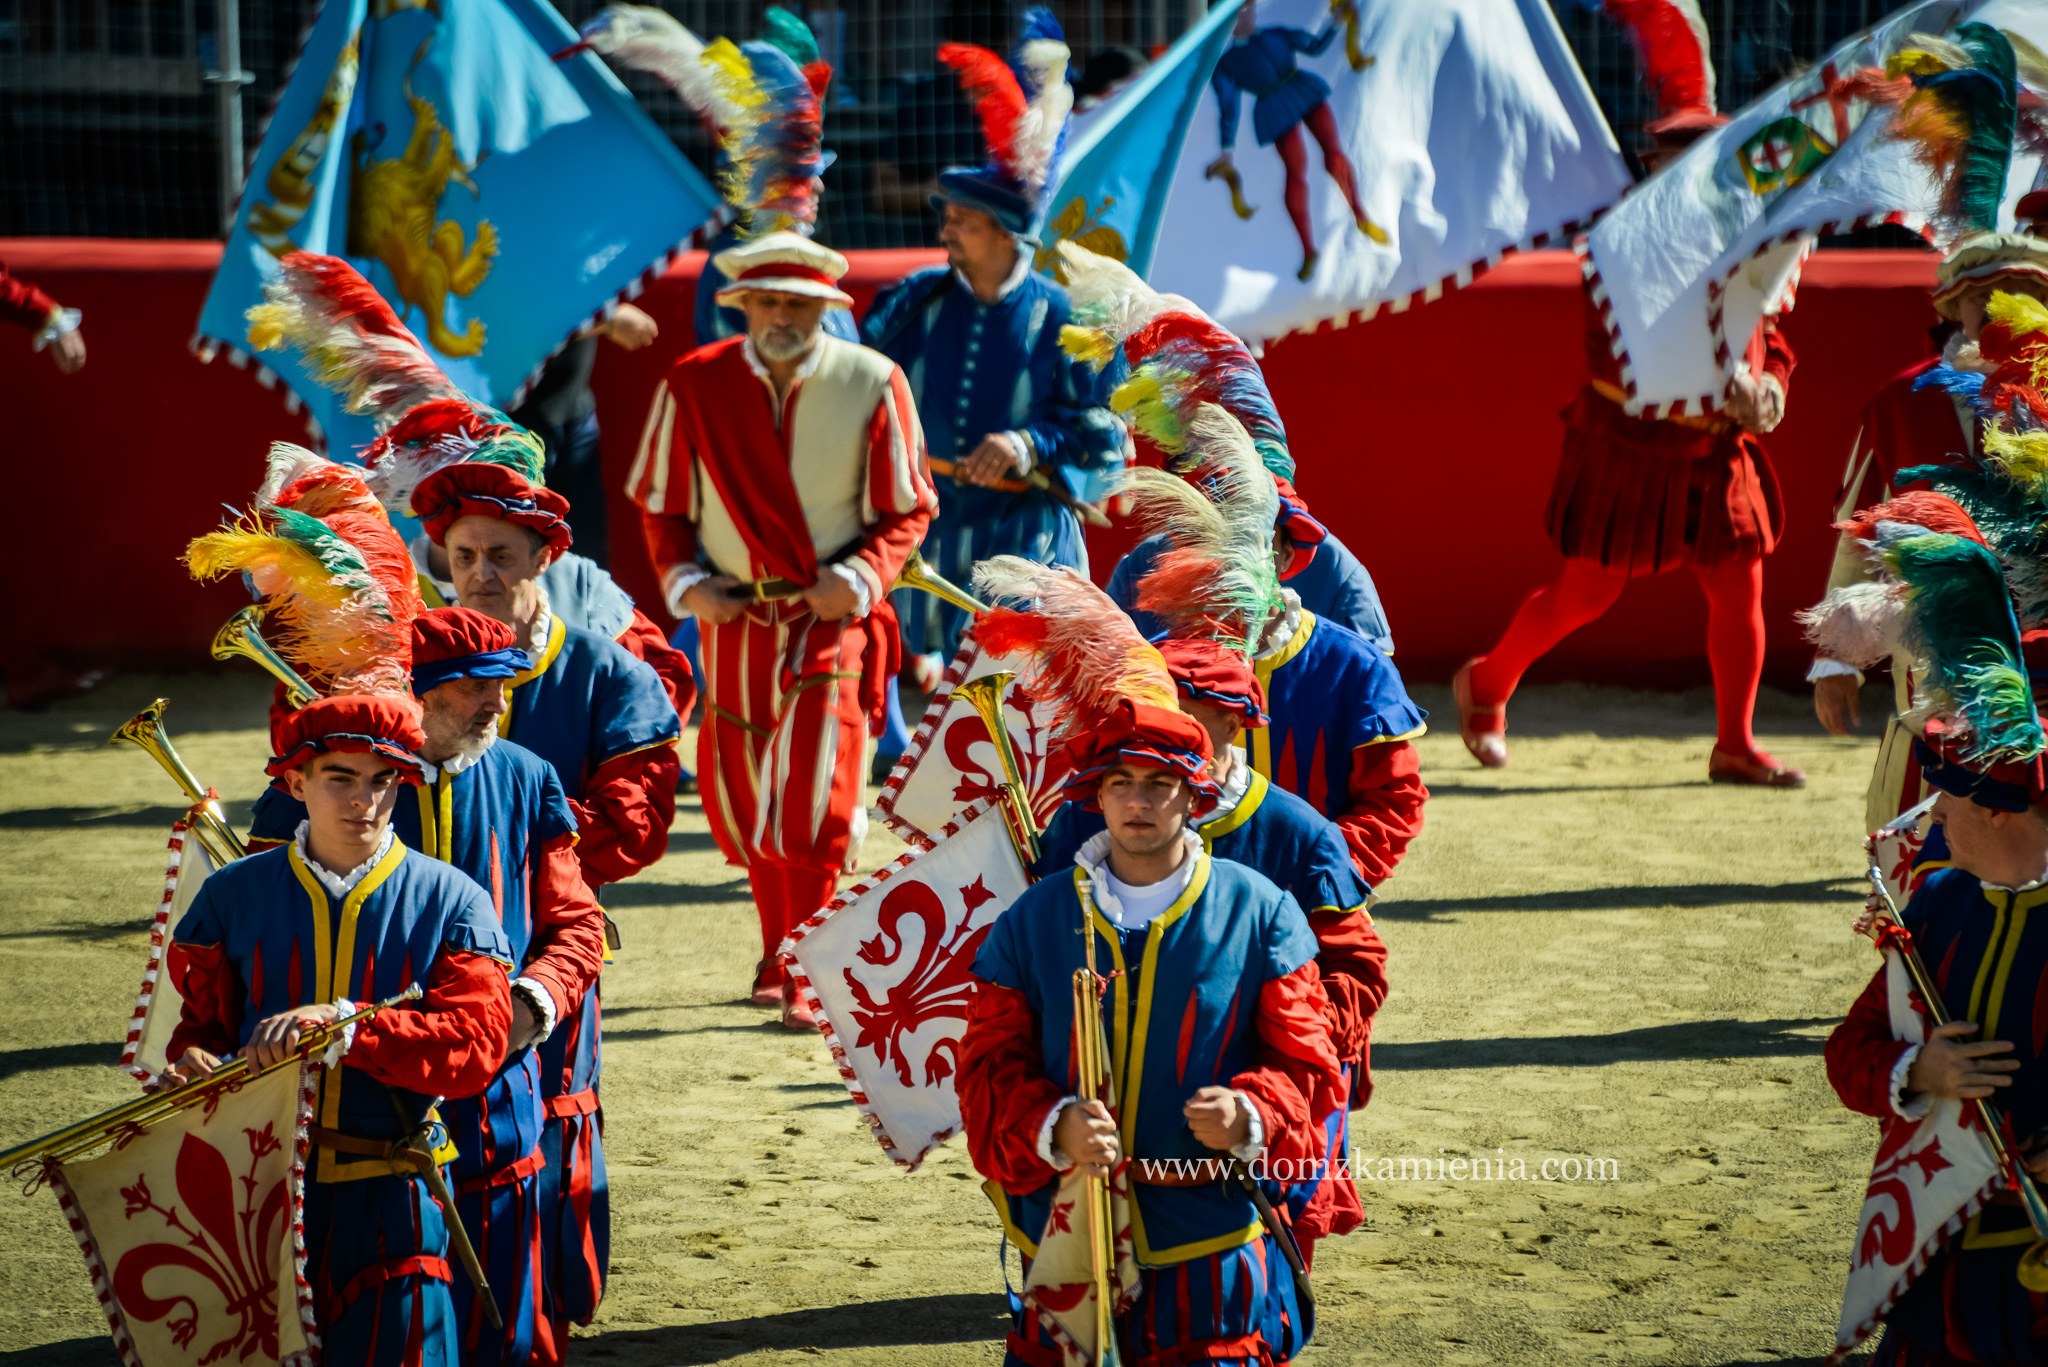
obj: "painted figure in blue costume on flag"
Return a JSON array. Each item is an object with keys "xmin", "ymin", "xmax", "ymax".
[
  {"xmin": 863, "ymin": 9, "xmax": 1123, "ymax": 683},
  {"xmin": 956, "ymin": 556, "xmax": 1344, "ymax": 1365},
  {"xmin": 244, "ymin": 608, "xmax": 608, "ymax": 1367},
  {"xmin": 1808, "ymin": 490, "xmax": 2048, "ymax": 1363},
  {"xmin": 1206, "ymin": 0, "xmax": 1384, "ymax": 282},
  {"xmin": 567, "ymin": 3, "xmax": 860, "ymax": 350},
  {"xmin": 159, "ymin": 694, "xmax": 513, "ymax": 1367}
]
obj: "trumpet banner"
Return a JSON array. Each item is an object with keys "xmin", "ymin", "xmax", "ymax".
[
  {"xmin": 1583, "ymin": 0, "xmax": 2048, "ymax": 418},
  {"xmin": 47, "ymin": 1062, "xmax": 319, "ymax": 1367},
  {"xmin": 121, "ymin": 812, "xmax": 219, "ymax": 1083},
  {"xmin": 1022, "ymin": 1165, "xmax": 1140, "ymax": 1367},
  {"xmin": 1831, "ymin": 950, "xmax": 2004, "ymax": 1363},
  {"xmin": 784, "ymin": 800, "xmax": 1030, "ymax": 1168},
  {"xmin": 876, "ymin": 631, "xmax": 1072, "ymax": 846}
]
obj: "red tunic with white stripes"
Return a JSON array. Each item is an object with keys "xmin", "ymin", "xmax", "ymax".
[{"xmin": 631, "ymin": 333, "xmax": 935, "ymax": 873}]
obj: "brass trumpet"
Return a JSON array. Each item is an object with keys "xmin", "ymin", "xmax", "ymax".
[
  {"xmin": 891, "ymin": 548, "xmax": 988, "ymax": 617},
  {"xmin": 110, "ymin": 699, "xmax": 247, "ymax": 865},
  {"xmin": 3, "ymin": 987, "xmax": 420, "ymax": 1174},
  {"xmin": 955, "ymin": 671, "xmax": 1041, "ymax": 864},
  {"xmin": 1070, "ymin": 963, "xmax": 1118, "ymax": 1361},
  {"xmin": 212, "ymin": 606, "xmax": 318, "ymax": 707}
]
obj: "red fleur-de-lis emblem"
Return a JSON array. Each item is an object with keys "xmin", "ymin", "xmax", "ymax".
[{"xmin": 842, "ymin": 878, "xmax": 996, "ymax": 1087}]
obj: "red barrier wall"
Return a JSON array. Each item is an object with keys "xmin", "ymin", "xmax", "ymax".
[{"xmin": 2, "ymin": 238, "xmax": 1942, "ymax": 685}]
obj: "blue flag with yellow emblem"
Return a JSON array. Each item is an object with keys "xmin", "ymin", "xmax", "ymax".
[{"xmin": 197, "ymin": 0, "xmax": 719, "ymax": 448}]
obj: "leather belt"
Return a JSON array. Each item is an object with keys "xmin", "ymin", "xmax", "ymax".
[{"xmin": 737, "ymin": 576, "xmax": 805, "ymax": 602}]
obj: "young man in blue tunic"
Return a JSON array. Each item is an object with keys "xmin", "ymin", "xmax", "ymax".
[
  {"xmin": 246, "ymin": 608, "xmax": 609, "ymax": 1366},
  {"xmin": 160, "ymin": 694, "xmax": 514, "ymax": 1367},
  {"xmin": 863, "ymin": 11, "xmax": 1123, "ymax": 683},
  {"xmin": 410, "ymin": 462, "xmax": 682, "ymax": 1338},
  {"xmin": 1033, "ymin": 636, "xmax": 1387, "ymax": 1265},
  {"xmin": 958, "ymin": 559, "xmax": 1344, "ymax": 1366}
]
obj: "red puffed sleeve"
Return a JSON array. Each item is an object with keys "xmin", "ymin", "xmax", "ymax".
[
  {"xmin": 1308, "ymin": 908, "xmax": 1388, "ymax": 1107},
  {"xmin": 347, "ymin": 949, "xmax": 511, "ymax": 1100},
  {"xmin": 840, "ymin": 366, "xmax": 937, "ymax": 606},
  {"xmin": 959, "ymin": 980, "xmax": 1069, "ymax": 1194},
  {"xmin": 1230, "ymin": 962, "xmax": 1345, "ymax": 1172},
  {"xmin": 0, "ymin": 262, "xmax": 58, "ymax": 332},
  {"xmin": 616, "ymin": 609, "xmax": 698, "ymax": 721},
  {"xmin": 165, "ymin": 941, "xmax": 242, "ymax": 1066},
  {"xmin": 630, "ymin": 376, "xmax": 704, "ymax": 612},
  {"xmin": 1337, "ymin": 740, "xmax": 1427, "ymax": 886},
  {"xmin": 1758, "ymin": 315, "xmax": 1795, "ymax": 392},
  {"xmin": 1825, "ymin": 966, "xmax": 1915, "ymax": 1120},
  {"xmin": 568, "ymin": 743, "xmax": 680, "ymax": 886},
  {"xmin": 519, "ymin": 833, "xmax": 607, "ymax": 1023}
]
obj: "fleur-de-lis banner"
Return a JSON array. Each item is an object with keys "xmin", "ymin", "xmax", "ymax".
[
  {"xmin": 1582, "ymin": 0, "xmax": 2048, "ymax": 419},
  {"xmin": 48, "ymin": 1062, "xmax": 319, "ymax": 1367},
  {"xmin": 1832, "ymin": 951, "xmax": 2002, "ymax": 1362},
  {"xmin": 196, "ymin": 0, "xmax": 720, "ymax": 451},
  {"xmin": 877, "ymin": 630, "xmax": 1072, "ymax": 847},
  {"xmin": 1046, "ymin": 0, "xmax": 1630, "ymax": 341},
  {"xmin": 784, "ymin": 801, "xmax": 1031, "ymax": 1169}
]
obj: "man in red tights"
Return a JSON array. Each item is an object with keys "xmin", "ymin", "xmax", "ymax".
[{"xmin": 1453, "ymin": 114, "xmax": 1802, "ymax": 788}]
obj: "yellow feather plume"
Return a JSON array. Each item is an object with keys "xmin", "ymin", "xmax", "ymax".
[
  {"xmin": 1059, "ymin": 323, "xmax": 1117, "ymax": 367},
  {"xmin": 1982, "ymin": 423, "xmax": 2048, "ymax": 487},
  {"xmin": 185, "ymin": 523, "xmax": 358, "ymax": 614}
]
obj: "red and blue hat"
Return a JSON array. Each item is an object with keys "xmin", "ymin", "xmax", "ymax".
[
  {"xmin": 1271, "ymin": 476, "xmax": 1326, "ymax": 579},
  {"xmin": 1061, "ymin": 697, "xmax": 1220, "ymax": 817},
  {"xmin": 1158, "ymin": 638, "xmax": 1268, "ymax": 728},
  {"xmin": 411, "ymin": 606, "xmax": 531, "ymax": 695},
  {"xmin": 414, "ymin": 462, "xmax": 573, "ymax": 557},
  {"xmin": 266, "ymin": 693, "xmax": 431, "ymax": 784}
]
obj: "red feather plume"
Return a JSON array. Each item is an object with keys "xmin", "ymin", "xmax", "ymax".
[
  {"xmin": 938, "ymin": 42, "xmax": 1025, "ymax": 170},
  {"xmin": 1840, "ymin": 491, "xmax": 1989, "ymax": 545}
]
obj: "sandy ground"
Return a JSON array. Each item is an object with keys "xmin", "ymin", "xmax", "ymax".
[{"xmin": 0, "ymin": 673, "xmax": 1897, "ymax": 1366}]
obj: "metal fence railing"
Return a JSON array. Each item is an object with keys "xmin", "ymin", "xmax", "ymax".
[{"xmin": 0, "ymin": 0, "xmax": 1931, "ymax": 246}]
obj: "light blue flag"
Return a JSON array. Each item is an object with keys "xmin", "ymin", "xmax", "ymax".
[
  {"xmin": 1039, "ymin": 0, "xmax": 1246, "ymax": 280},
  {"xmin": 196, "ymin": 0, "xmax": 720, "ymax": 450}
]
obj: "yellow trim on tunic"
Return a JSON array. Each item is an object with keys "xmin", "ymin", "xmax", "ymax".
[
  {"xmin": 498, "ymin": 616, "xmax": 568, "ymax": 738},
  {"xmin": 1249, "ymin": 613, "xmax": 1315, "ymax": 779},
  {"xmin": 1199, "ymin": 770, "xmax": 1267, "ymax": 845},
  {"xmin": 983, "ymin": 1178, "xmax": 1040, "ymax": 1259},
  {"xmin": 1961, "ymin": 885, "xmax": 2047, "ymax": 1249},
  {"xmin": 1074, "ymin": 855, "xmax": 1261, "ymax": 1265},
  {"xmin": 414, "ymin": 776, "xmax": 456, "ymax": 864}
]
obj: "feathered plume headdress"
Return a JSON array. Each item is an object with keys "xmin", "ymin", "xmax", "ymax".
[
  {"xmin": 1844, "ymin": 22, "xmax": 2026, "ymax": 242},
  {"xmin": 1580, "ymin": 0, "xmax": 1720, "ymax": 135},
  {"xmin": 570, "ymin": 5, "xmax": 830, "ymax": 234},
  {"xmin": 247, "ymin": 252, "xmax": 548, "ymax": 517},
  {"xmin": 1054, "ymin": 241, "xmax": 1292, "ymax": 477},
  {"xmin": 247, "ymin": 253, "xmax": 456, "ymax": 418},
  {"xmin": 187, "ymin": 444, "xmax": 425, "ymax": 695},
  {"xmin": 935, "ymin": 8, "xmax": 1072, "ymax": 236},
  {"xmin": 1120, "ymin": 406, "xmax": 1283, "ymax": 655}
]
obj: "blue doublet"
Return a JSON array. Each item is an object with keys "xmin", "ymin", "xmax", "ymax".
[
  {"xmin": 178, "ymin": 844, "xmax": 510, "ymax": 1367},
  {"xmin": 1253, "ymin": 610, "xmax": 1424, "ymax": 821},
  {"xmin": 864, "ymin": 263, "xmax": 1123, "ymax": 658},
  {"xmin": 501, "ymin": 616, "xmax": 679, "ymax": 801},
  {"xmin": 1214, "ymin": 27, "xmax": 1337, "ymax": 147}
]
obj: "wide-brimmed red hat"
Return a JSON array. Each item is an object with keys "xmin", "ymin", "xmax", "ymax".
[
  {"xmin": 1158, "ymin": 638, "xmax": 1268, "ymax": 728},
  {"xmin": 411, "ymin": 607, "xmax": 532, "ymax": 694},
  {"xmin": 1062, "ymin": 697, "xmax": 1219, "ymax": 816},
  {"xmin": 414, "ymin": 463, "xmax": 573, "ymax": 557},
  {"xmin": 266, "ymin": 693, "xmax": 430, "ymax": 784}
]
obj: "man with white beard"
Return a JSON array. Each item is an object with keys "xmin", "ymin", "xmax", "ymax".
[{"xmin": 630, "ymin": 230, "xmax": 935, "ymax": 1026}]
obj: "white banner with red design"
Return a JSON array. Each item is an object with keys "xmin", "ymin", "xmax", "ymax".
[
  {"xmin": 46, "ymin": 1061, "xmax": 319, "ymax": 1367},
  {"xmin": 876, "ymin": 632, "xmax": 1072, "ymax": 847},
  {"xmin": 1585, "ymin": 0, "xmax": 2048, "ymax": 418},
  {"xmin": 1832, "ymin": 949, "xmax": 2003, "ymax": 1362},
  {"xmin": 783, "ymin": 799, "xmax": 1031, "ymax": 1169},
  {"xmin": 121, "ymin": 811, "xmax": 220, "ymax": 1083}
]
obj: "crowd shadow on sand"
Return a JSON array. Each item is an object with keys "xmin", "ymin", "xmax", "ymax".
[
  {"xmin": 1376, "ymin": 875, "xmax": 1861, "ymax": 921},
  {"xmin": 576, "ymin": 1292, "xmax": 1009, "ymax": 1362},
  {"xmin": 1375, "ymin": 1016, "xmax": 1837, "ymax": 1071}
]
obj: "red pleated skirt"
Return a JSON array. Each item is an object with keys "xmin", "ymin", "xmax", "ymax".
[{"xmin": 1543, "ymin": 387, "xmax": 1782, "ymax": 578}]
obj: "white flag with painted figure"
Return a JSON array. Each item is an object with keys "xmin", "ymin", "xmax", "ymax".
[
  {"xmin": 876, "ymin": 631, "xmax": 1072, "ymax": 847},
  {"xmin": 121, "ymin": 810, "xmax": 222, "ymax": 1082},
  {"xmin": 47, "ymin": 1061, "xmax": 320, "ymax": 1367},
  {"xmin": 1586, "ymin": 0, "xmax": 2048, "ymax": 418},
  {"xmin": 1045, "ymin": 0, "xmax": 1630, "ymax": 340},
  {"xmin": 783, "ymin": 800, "xmax": 1031, "ymax": 1169}
]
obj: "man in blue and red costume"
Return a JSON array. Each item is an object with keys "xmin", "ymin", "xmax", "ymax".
[
  {"xmin": 958, "ymin": 559, "xmax": 1344, "ymax": 1366},
  {"xmin": 1825, "ymin": 712, "xmax": 2048, "ymax": 1364},
  {"xmin": 160, "ymin": 694, "xmax": 513, "ymax": 1367},
  {"xmin": 410, "ymin": 461, "xmax": 682, "ymax": 1339},
  {"xmin": 863, "ymin": 11, "xmax": 1123, "ymax": 680},
  {"xmin": 247, "ymin": 609, "xmax": 609, "ymax": 1365},
  {"xmin": 1033, "ymin": 637, "xmax": 1385, "ymax": 1265}
]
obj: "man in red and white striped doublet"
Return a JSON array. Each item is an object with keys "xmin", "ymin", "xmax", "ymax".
[{"xmin": 629, "ymin": 231, "xmax": 936, "ymax": 1023}]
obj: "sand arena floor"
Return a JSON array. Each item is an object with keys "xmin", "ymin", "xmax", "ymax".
[{"xmin": 0, "ymin": 674, "xmax": 1898, "ymax": 1365}]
